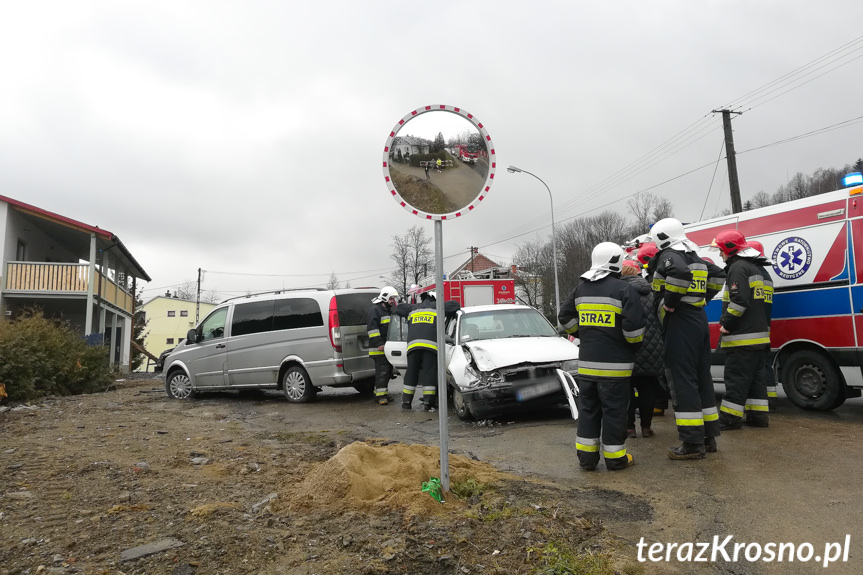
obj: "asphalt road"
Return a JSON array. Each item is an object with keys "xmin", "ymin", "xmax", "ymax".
[{"xmin": 177, "ymin": 376, "xmax": 863, "ymax": 575}]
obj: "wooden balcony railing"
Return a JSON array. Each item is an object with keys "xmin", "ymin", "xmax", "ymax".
[{"xmin": 3, "ymin": 262, "xmax": 133, "ymax": 314}]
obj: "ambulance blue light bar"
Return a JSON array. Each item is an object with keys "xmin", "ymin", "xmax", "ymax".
[{"xmin": 843, "ymin": 172, "xmax": 863, "ymax": 187}]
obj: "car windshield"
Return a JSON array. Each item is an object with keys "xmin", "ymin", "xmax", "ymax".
[{"xmin": 458, "ymin": 308, "xmax": 557, "ymax": 342}]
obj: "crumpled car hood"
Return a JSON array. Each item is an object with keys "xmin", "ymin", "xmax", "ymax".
[{"xmin": 462, "ymin": 337, "xmax": 578, "ymax": 371}]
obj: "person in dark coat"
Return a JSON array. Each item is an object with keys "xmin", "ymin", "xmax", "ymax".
[{"xmin": 621, "ymin": 260, "xmax": 663, "ymax": 437}]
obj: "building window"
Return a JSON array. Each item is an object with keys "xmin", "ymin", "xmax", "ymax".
[
  {"xmin": 166, "ymin": 338, "xmax": 174, "ymax": 344},
  {"xmin": 167, "ymin": 311, "xmax": 176, "ymax": 317},
  {"xmin": 180, "ymin": 310, "xmax": 188, "ymax": 317}
]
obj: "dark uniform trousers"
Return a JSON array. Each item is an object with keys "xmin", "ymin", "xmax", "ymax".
[
  {"xmin": 576, "ymin": 377, "xmax": 630, "ymax": 471},
  {"xmin": 721, "ymin": 348, "xmax": 769, "ymax": 425},
  {"xmin": 372, "ymin": 355, "xmax": 393, "ymax": 398},
  {"xmin": 403, "ymin": 348, "xmax": 437, "ymax": 406},
  {"xmin": 664, "ymin": 307, "xmax": 720, "ymax": 444}
]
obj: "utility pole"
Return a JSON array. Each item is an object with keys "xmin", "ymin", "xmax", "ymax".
[
  {"xmin": 714, "ymin": 109, "xmax": 743, "ymax": 213},
  {"xmin": 195, "ymin": 268, "xmax": 202, "ymax": 324},
  {"xmin": 469, "ymin": 246, "xmax": 477, "ymax": 274}
]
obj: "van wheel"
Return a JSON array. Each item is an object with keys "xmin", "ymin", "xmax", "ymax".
[
  {"xmin": 282, "ymin": 366, "xmax": 316, "ymax": 403},
  {"xmin": 451, "ymin": 385, "xmax": 473, "ymax": 421},
  {"xmin": 166, "ymin": 371, "xmax": 194, "ymax": 400},
  {"xmin": 781, "ymin": 351, "xmax": 845, "ymax": 411}
]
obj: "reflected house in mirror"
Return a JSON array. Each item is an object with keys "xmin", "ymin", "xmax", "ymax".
[
  {"xmin": 383, "ymin": 105, "xmax": 496, "ymax": 219},
  {"xmin": 390, "ymin": 136, "xmax": 431, "ymax": 163}
]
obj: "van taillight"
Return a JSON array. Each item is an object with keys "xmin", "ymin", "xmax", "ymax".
[{"xmin": 328, "ymin": 297, "xmax": 342, "ymax": 352}]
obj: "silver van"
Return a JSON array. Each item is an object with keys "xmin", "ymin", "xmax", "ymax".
[{"xmin": 162, "ymin": 288, "xmax": 378, "ymax": 402}]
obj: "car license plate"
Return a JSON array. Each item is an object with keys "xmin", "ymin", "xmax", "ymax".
[{"xmin": 515, "ymin": 380, "xmax": 561, "ymax": 402}]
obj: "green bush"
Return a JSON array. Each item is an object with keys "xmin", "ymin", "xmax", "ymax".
[{"xmin": 0, "ymin": 310, "xmax": 116, "ymax": 402}]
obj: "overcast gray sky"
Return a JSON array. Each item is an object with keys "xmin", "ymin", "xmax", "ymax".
[{"xmin": 2, "ymin": 1, "xmax": 861, "ymax": 302}]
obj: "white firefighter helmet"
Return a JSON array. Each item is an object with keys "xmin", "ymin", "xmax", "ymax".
[
  {"xmin": 650, "ymin": 218, "xmax": 698, "ymax": 252},
  {"xmin": 581, "ymin": 242, "xmax": 624, "ymax": 281},
  {"xmin": 373, "ymin": 286, "xmax": 399, "ymax": 304}
]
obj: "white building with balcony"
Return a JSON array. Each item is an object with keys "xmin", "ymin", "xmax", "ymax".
[{"xmin": 0, "ymin": 195, "xmax": 151, "ymax": 371}]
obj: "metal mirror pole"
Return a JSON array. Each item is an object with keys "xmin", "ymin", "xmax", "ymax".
[{"xmin": 434, "ymin": 219, "xmax": 450, "ymax": 492}]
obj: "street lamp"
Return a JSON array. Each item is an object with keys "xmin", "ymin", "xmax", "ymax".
[{"xmin": 507, "ymin": 165, "xmax": 562, "ymax": 321}]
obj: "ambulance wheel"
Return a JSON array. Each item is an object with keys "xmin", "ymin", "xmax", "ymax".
[{"xmin": 781, "ymin": 351, "xmax": 845, "ymax": 411}]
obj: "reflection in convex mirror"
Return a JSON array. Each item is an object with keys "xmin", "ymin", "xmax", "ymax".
[{"xmin": 383, "ymin": 106, "xmax": 496, "ymax": 219}]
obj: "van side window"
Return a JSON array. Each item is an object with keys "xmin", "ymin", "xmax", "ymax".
[
  {"xmin": 199, "ymin": 307, "xmax": 228, "ymax": 341},
  {"xmin": 232, "ymin": 300, "xmax": 275, "ymax": 336},
  {"xmin": 274, "ymin": 298, "xmax": 323, "ymax": 330}
]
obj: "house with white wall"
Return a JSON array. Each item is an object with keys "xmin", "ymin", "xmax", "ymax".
[
  {"xmin": 138, "ymin": 294, "xmax": 215, "ymax": 371},
  {"xmin": 0, "ymin": 195, "xmax": 151, "ymax": 371}
]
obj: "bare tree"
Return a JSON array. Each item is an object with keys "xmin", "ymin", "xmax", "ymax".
[
  {"xmin": 389, "ymin": 225, "xmax": 434, "ymax": 297},
  {"xmin": 786, "ymin": 172, "xmax": 810, "ymax": 201},
  {"xmin": 326, "ymin": 272, "xmax": 340, "ymax": 290},
  {"xmin": 750, "ymin": 191, "xmax": 772, "ymax": 209},
  {"xmin": 627, "ymin": 191, "xmax": 660, "ymax": 234},
  {"xmin": 172, "ymin": 280, "xmax": 219, "ymax": 304},
  {"xmin": 651, "ymin": 197, "xmax": 674, "ymax": 222},
  {"xmin": 557, "ymin": 211, "xmax": 632, "ymax": 295},
  {"xmin": 512, "ymin": 238, "xmax": 551, "ymax": 313}
]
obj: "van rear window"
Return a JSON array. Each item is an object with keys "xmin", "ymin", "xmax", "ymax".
[
  {"xmin": 274, "ymin": 298, "xmax": 323, "ymax": 330},
  {"xmin": 335, "ymin": 293, "xmax": 375, "ymax": 326}
]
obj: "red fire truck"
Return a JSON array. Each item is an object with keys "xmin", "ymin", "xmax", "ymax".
[
  {"xmin": 452, "ymin": 144, "xmax": 478, "ymax": 165},
  {"xmin": 410, "ymin": 278, "xmax": 516, "ymax": 307}
]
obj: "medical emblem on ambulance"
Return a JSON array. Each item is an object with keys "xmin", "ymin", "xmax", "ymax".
[{"xmin": 772, "ymin": 236, "xmax": 812, "ymax": 280}]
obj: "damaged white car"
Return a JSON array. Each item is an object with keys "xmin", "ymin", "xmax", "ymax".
[{"xmin": 384, "ymin": 304, "xmax": 579, "ymax": 420}]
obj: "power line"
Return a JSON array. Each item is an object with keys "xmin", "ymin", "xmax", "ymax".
[{"xmin": 478, "ymin": 113, "xmax": 862, "ymax": 252}]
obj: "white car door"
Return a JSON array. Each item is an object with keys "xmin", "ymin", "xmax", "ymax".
[{"xmin": 383, "ymin": 315, "xmax": 409, "ymax": 369}]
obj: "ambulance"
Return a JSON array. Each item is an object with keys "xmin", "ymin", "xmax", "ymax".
[{"xmin": 683, "ymin": 172, "xmax": 863, "ymax": 411}]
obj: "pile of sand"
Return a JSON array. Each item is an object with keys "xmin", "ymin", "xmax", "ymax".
[{"xmin": 285, "ymin": 441, "xmax": 509, "ymax": 516}]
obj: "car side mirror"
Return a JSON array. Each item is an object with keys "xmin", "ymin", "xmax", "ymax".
[{"xmin": 186, "ymin": 328, "xmax": 198, "ymax": 344}]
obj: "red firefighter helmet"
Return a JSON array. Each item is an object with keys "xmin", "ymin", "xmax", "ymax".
[
  {"xmin": 635, "ymin": 242, "xmax": 658, "ymax": 266},
  {"xmin": 711, "ymin": 229, "xmax": 750, "ymax": 258},
  {"xmin": 748, "ymin": 240, "xmax": 766, "ymax": 257}
]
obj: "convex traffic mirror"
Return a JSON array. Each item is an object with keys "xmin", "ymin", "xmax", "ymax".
[{"xmin": 383, "ymin": 105, "xmax": 496, "ymax": 219}]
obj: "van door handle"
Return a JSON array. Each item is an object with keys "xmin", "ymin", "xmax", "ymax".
[
  {"xmin": 392, "ymin": 351, "xmax": 402, "ymax": 356},
  {"xmin": 216, "ymin": 343, "xmax": 226, "ymax": 349}
]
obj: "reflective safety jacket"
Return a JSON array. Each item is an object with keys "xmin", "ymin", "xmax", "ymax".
[
  {"xmin": 651, "ymin": 249, "xmax": 725, "ymax": 318},
  {"xmin": 367, "ymin": 302, "xmax": 392, "ymax": 356},
  {"xmin": 719, "ymin": 255, "xmax": 773, "ymax": 349},
  {"xmin": 394, "ymin": 299, "xmax": 461, "ymax": 354},
  {"xmin": 558, "ymin": 275, "xmax": 646, "ymax": 381}
]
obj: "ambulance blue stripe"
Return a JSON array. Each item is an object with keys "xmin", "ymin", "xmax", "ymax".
[{"xmin": 706, "ymin": 286, "xmax": 852, "ymax": 322}]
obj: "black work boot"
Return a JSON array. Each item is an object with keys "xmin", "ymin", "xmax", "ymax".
[
  {"xmin": 401, "ymin": 402, "xmax": 412, "ymax": 410},
  {"xmin": 667, "ymin": 442, "xmax": 706, "ymax": 460},
  {"xmin": 705, "ymin": 437, "xmax": 718, "ymax": 453},
  {"xmin": 718, "ymin": 413, "xmax": 743, "ymax": 431},
  {"xmin": 744, "ymin": 413, "xmax": 769, "ymax": 428}
]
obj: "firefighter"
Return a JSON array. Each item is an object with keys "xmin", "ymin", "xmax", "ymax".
[
  {"xmin": 747, "ymin": 239, "xmax": 778, "ymax": 411},
  {"xmin": 559, "ymin": 242, "xmax": 645, "ymax": 471},
  {"xmin": 394, "ymin": 291, "xmax": 460, "ymax": 411},
  {"xmin": 649, "ymin": 218, "xmax": 726, "ymax": 459},
  {"xmin": 712, "ymin": 230, "xmax": 774, "ymax": 429},
  {"xmin": 367, "ymin": 286, "xmax": 399, "ymax": 405}
]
